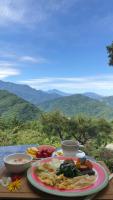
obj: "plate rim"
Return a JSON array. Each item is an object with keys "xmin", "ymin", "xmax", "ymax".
[{"xmin": 27, "ymin": 157, "xmax": 109, "ymax": 197}]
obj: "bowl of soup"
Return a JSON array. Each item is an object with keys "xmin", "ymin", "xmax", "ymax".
[{"xmin": 4, "ymin": 153, "xmax": 33, "ymax": 173}]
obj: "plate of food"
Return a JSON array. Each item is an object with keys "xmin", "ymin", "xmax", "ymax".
[
  {"xmin": 26, "ymin": 145, "xmax": 56, "ymax": 159},
  {"xmin": 27, "ymin": 156, "xmax": 109, "ymax": 197}
]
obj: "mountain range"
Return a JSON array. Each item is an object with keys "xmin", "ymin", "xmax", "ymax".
[
  {"xmin": 0, "ymin": 80, "xmax": 61, "ymax": 105},
  {"xmin": 1, "ymin": 80, "xmax": 113, "ymax": 120}
]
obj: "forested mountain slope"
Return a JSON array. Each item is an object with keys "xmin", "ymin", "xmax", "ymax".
[
  {"xmin": 39, "ymin": 94, "xmax": 113, "ymax": 119},
  {"xmin": 0, "ymin": 90, "xmax": 41, "ymax": 121}
]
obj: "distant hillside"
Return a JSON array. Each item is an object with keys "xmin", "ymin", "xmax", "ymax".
[
  {"xmin": 83, "ymin": 92, "xmax": 103, "ymax": 100},
  {"xmin": 0, "ymin": 90, "xmax": 41, "ymax": 121},
  {"xmin": 83, "ymin": 93, "xmax": 113, "ymax": 108},
  {"xmin": 39, "ymin": 94, "xmax": 113, "ymax": 119},
  {"xmin": 102, "ymin": 96, "xmax": 113, "ymax": 107},
  {"xmin": 0, "ymin": 80, "xmax": 61, "ymax": 105},
  {"xmin": 47, "ymin": 89, "xmax": 70, "ymax": 96}
]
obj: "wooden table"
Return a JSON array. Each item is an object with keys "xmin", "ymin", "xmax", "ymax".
[{"xmin": 0, "ymin": 161, "xmax": 112, "ymax": 200}]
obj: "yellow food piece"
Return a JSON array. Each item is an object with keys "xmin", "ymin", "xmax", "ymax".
[{"xmin": 27, "ymin": 147, "xmax": 39, "ymax": 156}]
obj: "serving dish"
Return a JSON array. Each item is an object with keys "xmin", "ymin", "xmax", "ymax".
[
  {"xmin": 4, "ymin": 153, "xmax": 33, "ymax": 173},
  {"xmin": 26, "ymin": 145, "xmax": 56, "ymax": 159},
  {"xmin": 27, "ymin": 156, "xmax": 109, "ymax": 197}
]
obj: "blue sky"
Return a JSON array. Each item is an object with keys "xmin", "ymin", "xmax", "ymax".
[{"xmin": 0, "ymin": 0, "xmax": 113, "ymax": 95}]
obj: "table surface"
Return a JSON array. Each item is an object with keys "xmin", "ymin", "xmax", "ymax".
[{"xmin": 0, "ymin": 145, "xmax": 112, "ymax": 200}]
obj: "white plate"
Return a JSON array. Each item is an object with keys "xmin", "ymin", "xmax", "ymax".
[{"xmin": 52, "ymin": 148, "xmax": 85, "ymax": 158}]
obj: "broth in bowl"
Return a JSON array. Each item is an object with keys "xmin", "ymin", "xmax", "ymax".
[{"xmin": 8, "ymin": 158, "xmax": 29, "ymax": 164}]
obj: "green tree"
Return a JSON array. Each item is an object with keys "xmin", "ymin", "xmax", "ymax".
[
  {"xmin": 107, "ymin": 42, "xmax": 113, "ymax": 66},
  {"xmin": 94, "ymin": 118, "xmax": 113, "ymax": 147},
  {"xmin": 73, "ymin": 115, "xmax": 93, "ymax": 144},
  {"xmin": 40, "ymin": 111, "xmax": 69, "ymax": 140}
]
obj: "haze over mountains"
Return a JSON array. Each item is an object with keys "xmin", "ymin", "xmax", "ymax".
[
  {"xmin": 47, "ymin": 89, "xmax": 70, "ymax": 96},
  {"xmin": 1, "ymin": 80, "xmax": 113, "ymax": 120},
  {"xmin": 83, "ymin": 92, "xmax": 103, "ymax": 100}
]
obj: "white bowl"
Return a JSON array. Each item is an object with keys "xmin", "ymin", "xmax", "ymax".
[{"xmin": 4, "ymin": 153, "xmax": 33, "ymax": 173}]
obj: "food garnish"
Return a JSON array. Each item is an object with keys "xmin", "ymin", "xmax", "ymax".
[{"xmin": 0, "ymin": 174, "xmax": 22, "ymax": 192}]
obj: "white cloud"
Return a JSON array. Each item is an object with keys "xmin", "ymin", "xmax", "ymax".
[
  {"xmin": 19, "ymin": 56, "xmax": 47, "ymax": 64},
  {"xmin": 0, "ymin": 67, "xmax": 20, "ymax": 79},
  {"xmin": 18, "ymin": 74, "xmax": 113, "ymax": 95},
  {"xmin": 0, "ymin": 51, "xmax": 47, "ymax": 64},
  {"xmin": 0, "ymin": 61, "xmax": 20, "ymax": 79},
  {"xmin": 19, "ymin": 56, "xmax": 37, "ymax": 63},
  {"xmin": 0, "ymin": 62, "xmax": 12, "ymax": 67}
]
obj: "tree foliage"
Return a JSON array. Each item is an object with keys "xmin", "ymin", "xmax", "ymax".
[
  {"xmin": 0, "ymin": 112, "xmax": 113, "ymax": 161},
  {"xmin": 107, "ymin": 42, "xmax": 113, "ymax": 66},
  {"xmin": 40, "ymin": 111, "xmax": 69, "ymax": 140}
]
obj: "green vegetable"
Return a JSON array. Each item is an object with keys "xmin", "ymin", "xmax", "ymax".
[{"xmin": 56, "ymin": 159, "xmax": 82, "ymax": 178}]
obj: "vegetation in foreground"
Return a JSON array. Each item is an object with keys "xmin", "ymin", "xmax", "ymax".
[{"xmin": 0, "ymin": 111, "xmax": 113, "ymax": 172}]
